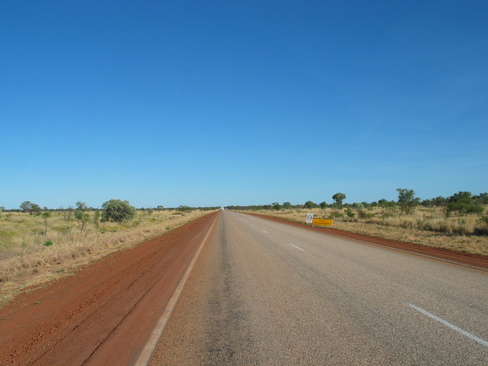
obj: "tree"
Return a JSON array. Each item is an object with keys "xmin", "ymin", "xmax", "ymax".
[
  {"xmin": 282, "ymin": 202, "xmax": 292, "ymax": 210},
  {"xmin": 319, "ymin": 201, "xmax": 327, "ymax": 209},
  {"xmin": 31, "ymin": 203, "xmax": 42, "ymax": 215},
  {"xmin": 74, "ymin": 202, "xmax": 90, "ymax": 232},
  {"xmin": 434, "ymin": 196, "xmax": 447, "ymax": 207},
  {"xmin": 477, "ymin": 192, "xmax": 488, "ymax": 204},
  {"xmin": 101, "ymin": 199, "xmax": 137, "ymax": 222},
  {"xmin": 396, "ymin": 188, "xmax": 420, "ymax": 214},
  {"xmin": 42, "ymin": 211, "xmax": 51, "ymax": 236},
  {"xmin": 272, "ymin": 202, "xmax": 282, "ymax": 210},
  {"xmin": 332, "ymin": 193, "xmax": 346, "ymax": 208},
  {"xmin": 76, "ymin": 201, "xmax": 88, "ymax": 211},
  {"xmin": 304, "ymin": 201, "xmax": 316, "ymax": 209},
  {"xmin": 447, "ymin": 191, "xmax": 472, "ymax": 203},
  {"xmin": 20, "ymin": 201, "xmax": 34, "ymax": 214}
]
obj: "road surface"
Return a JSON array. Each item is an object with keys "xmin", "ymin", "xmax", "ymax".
[{"xmin": 150, "ymin": 210, "xmax": 488, "ymax": 365}]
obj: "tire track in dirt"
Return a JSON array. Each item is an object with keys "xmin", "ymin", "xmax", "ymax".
[{"xmin": 0, "ymin": 212, "xmax": 218, "ymax": 366}]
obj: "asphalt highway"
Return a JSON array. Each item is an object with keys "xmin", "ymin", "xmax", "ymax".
[{"xmin": 149, "ymin": 210, "xmax": 488, "ymax": 365}]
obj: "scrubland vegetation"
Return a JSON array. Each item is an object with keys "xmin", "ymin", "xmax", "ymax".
[
  {"xmin": 249, "ymin": 207, "xmax": 488, "ymax": 256},
  {"xmin": 0, "ymin": 204, "xmax": 216, "ymax": 305},
  {"xmin": 230, "ymin": 190, "xmax": 488, "ymax": 256}
]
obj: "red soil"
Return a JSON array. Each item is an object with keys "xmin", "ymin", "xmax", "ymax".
[{"xmin": 0, "ymin": 212, "xmax": 218, "ymax": 366}]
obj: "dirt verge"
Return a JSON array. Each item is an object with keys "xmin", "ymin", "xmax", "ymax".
[
  {"xmin": 247, "ymin": 213, "xmax": 488, "ymax": 270},
  {"xmin": 0, "ymin": 211, "xmax": 218, "ymax": 366}
]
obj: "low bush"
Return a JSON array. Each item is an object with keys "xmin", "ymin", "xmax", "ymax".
[
  {"xmin": 446, "ymin": 202, "xmax": 484, "ymax": 217},
  {"xmin": 101, "ymin": 199, "xmax": 137, "ymax": 222},
  {"xmin": 358, "ymin": 210, "xmax": 374, "ymax": 219}
]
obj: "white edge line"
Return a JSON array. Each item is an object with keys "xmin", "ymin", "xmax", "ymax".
[
  {"xmin": 405, "ymin": 302, "xmax": 488, "ymax": 348},
  {"xmin": 133, "ymin": 214, "xmax": 219, "ymax": 366},
  {"xmin": 289, "ymin": 243, "xmax": 305, "ymax": 251}
]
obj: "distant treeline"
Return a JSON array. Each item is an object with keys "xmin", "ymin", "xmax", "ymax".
[
  {"xmin": 2, "ymin": 203, "xmax": 220, "ymax": 213},
  {"xmin": 225, "ymin": 190, "xmax": 488, "ymax": 216}
]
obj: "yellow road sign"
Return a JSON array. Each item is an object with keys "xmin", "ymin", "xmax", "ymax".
[{"xmin": 312, "ymin": 218, "xmax": 333, "ymax": 226}]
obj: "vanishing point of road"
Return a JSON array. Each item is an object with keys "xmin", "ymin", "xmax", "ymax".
[{"xmin": 150, "ymin": 210, "xmax": 488, "ymax": 365}]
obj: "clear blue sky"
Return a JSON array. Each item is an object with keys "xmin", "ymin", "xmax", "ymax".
[{"xmin": 1, "ymin": 1, "xmax": 487, "ymax": 209}]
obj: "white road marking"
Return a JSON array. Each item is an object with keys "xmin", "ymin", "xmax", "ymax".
[
  {"xmin": 134, "ymin": 216, "xmax": 219, "ymax": 365},
  {"xmin": 263, "ymin": 230, "xmax": 268, "ymax": 233},
  {"xmin": 405, "ymin": 302, "xmax": 488, "ymax": 348},
  {"xmin": 289, "ymin": 243, "xmax": 305, "ymax": 251}
]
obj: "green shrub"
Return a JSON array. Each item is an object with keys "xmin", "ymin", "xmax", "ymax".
[
  {"xmin": 446, "ymin": 202, "xmax": 484, "ymax": 216},
  {"xmin": 101, "ymin": 199, "xmax": 137, "ymax": 222},
  {"xmin": 358, "ymin": 210, "xmax": 374, "ymax": 219}
]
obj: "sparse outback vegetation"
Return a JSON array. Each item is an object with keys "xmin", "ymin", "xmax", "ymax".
[
  {"xmin": 245, "ymin": 206, "xmax": 488, "ymax": 256},
  {"xmin": 0, "ymin": 207, "xmax": 215, "ymax": 305},
  {"xmin": 233, "ymin": 190, "xmax": 488, "ymax": 257}
]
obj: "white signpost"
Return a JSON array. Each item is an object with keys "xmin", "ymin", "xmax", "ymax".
[{"xmin": 305, "ymin": 213, "xmax": 314, "ymax": 224}]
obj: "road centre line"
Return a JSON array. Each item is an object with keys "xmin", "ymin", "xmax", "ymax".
[
  {"xmin": 289, "ymin": 243, "xmax": 305, "ymax": 251},
  {"xmin": 263, "ymin": 230, "xmax": 268, "ymax": 233},
  {"xmin": 405, "ymin": 302, "xmax": 488, "ymax": 348}
]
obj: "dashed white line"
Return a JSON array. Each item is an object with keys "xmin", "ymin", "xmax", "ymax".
[
  {"xmin": 289, "ymin": 243, "xmax": 305, "ymax": 251},
  {"xmin": 405, "ymin": 302, "xmax": 488, "ymax": 348},
  {"xmin": 262, "ymin": 230, "xmax": 268, "ymax": 233}
]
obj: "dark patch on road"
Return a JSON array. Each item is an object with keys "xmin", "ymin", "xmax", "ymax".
[{"xmin": 201, "ymin": 213, "xmax": 255, "ymax": 365}]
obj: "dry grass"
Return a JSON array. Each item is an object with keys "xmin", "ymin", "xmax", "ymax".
[
  {"xmin": 0, "ymin": 210, "xmax": 213, "ymax": 305},
  {"xmin": 247, "ymin": 207, "xmax": 488, "ymax": 257}
]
